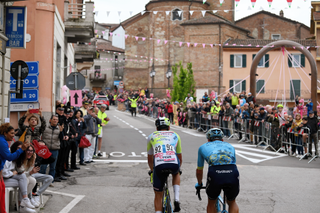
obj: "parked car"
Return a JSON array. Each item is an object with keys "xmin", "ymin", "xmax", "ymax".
[{"xmin": 93, "ymin": 95, "xmax": 110, "ymax": 110}]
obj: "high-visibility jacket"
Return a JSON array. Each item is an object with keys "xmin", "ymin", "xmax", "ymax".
[
  {"xmin": 128, "ymin": 97, "xmax": 139, "ymax": 108},
  {"xmin": 210, "ymin": 105, "xmax": 220, "ymax": 114},
  {"xmin": 97, "ymin": 110, "xmax": 108, "ymax": 135}
]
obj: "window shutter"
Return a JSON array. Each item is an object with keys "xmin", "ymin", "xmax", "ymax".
[
  {"xmin": 288, "ymin": 55, "xmax": 292, "ymax": 67},
  {"xmin": 256, "ymin": 80, "xmax": 265, "ymax": 93},
  {"xmin": 230, "ymin": 55, "xmax": 234, "ymax": 68},
  {"xmin": 301, "ymin": 54, "xmax": 305, "ymax": 67},
  {"xmin": 242, "ymin": 80, "xmax": 246, "ymax": 92},
  {"xmin": 265, "ymin": 54, "xmax": 269, "ymax": 67},
  {"xmin": 229, "ymin": 80, "xmax": 234, "ymax": 93},
  {"xmin": 242, "ymin": 54, "xmax": 246, "ymax": 68},
  {"xmin": 252, "ymin": 54, "xmax": 256, "ymax": 60}
]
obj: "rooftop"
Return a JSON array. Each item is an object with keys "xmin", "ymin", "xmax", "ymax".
[
  {"xmin": 223, "ymin": 39, "xmax": 317, "ymax": 48},
  {"xmin": 96, "ymin": 39, "xmax": 125, "ymax": 53}
]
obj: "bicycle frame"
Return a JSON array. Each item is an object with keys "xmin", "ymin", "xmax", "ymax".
[{"xmin": 196, "ymin": 187, "xmax": 228, "ymax": 213}]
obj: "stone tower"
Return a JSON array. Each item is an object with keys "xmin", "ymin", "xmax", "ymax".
[{"xmin": 206, "ymin": 0, "xmax": 235, "ymax": 23}]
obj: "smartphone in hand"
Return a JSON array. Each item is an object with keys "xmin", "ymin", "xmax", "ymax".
[{"xmin": 29, "ymin": 109, "xmax": 39, "ymax": 114}]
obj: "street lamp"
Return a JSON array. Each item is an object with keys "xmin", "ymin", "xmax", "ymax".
[
  {"xmin": 166, "ymin": 62, "xmax": 172, "ymax": 87},
  {"xmin": 150, "ymin": 63, "xmax": 156, "ymax": 93}
]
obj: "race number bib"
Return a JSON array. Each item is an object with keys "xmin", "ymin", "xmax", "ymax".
[{"xmin": 154, "ymin": 144, "xmax": 178, "ymax": 166}]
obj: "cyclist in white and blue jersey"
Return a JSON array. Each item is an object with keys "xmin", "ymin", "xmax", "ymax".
[{"xmin": 195, "ymin": 128, "xmax": 239, "ymax": 213}]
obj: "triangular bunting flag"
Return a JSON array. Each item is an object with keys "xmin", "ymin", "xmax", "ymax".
[
  {"xmin": 220, "ymin": 0, "xmax": 224, "ymax": 5},
  {"xmin": 141, "ymin": 11, "xmax": 146, "ymax": 15},
  {"xmin": 187, "ymin": 43, "xmax": 190, "ymax": 47},
  {"xmin": 125, "ymin": 35, "xmax": 128, "ymax": 39},
  {"xmin": 164, "ymin": 40, "xmax": 168, "ymax": 44},
  {"xmin": 194, "ymin": 43, "xmax": 198, "ymax": 47},
  {"xmin": 157, "ymin": 39, "xmax": 161, "ymax": 44},
  {"xmin": 106, "ymin": 11, "xmax": 110, "ymax": 17},
  {"xmin": 201, "ymin": 11, "xmax": 206, "ymax": 17},
  {"xmin": 130, "ymin": 11, "xmax": 133, "ymax": 16},
  {"xmin": 267, "ymin": 0, "xmax": 273, "ymax": 7},
  {"xmin": 95, "ymin": 11, "xmax": 99, "ymax": 16},
  {"xmin": 202, "ymin": 44, "xmax": 206, "ymax": 48},
  {"xmin": 118, "ymin": 11, "xmax": 121, "ymax": 16},
  {"xmin": 210, "ymin": 44, "xmax": 213, "ymax": 48},
  {"xmin": 213, "ymin": 10, "xmax": 218, "ymax": 13},
  {"xmin": 287, "ymin": 0, "xmax": 292, "ymax": 8},
  {"xmin": 224, "ymin": 10, "xmax": 229, "ymax": 13},
  {"xmin": 142, "ymin": 37, "xmax": 146, "ymax": 41},
  {"xmin": 235, "ymin": 0, "xmax": 240, "ymax": 7},
  {"xmin": 179, "ymin": 42, "xmax": 183, "ymax": 47},
  {"xmin": 166, "ymin": 11, "xmax": 170, "ymax": 16},
  {"xmin": 153, "ymin": 11, "xmax": 158, "ymax": 15},
  {"xmin": 203, "ymin": 0, "xmax": 206, "ymax": 3},
  {"xmin": 135, "ymin": 37, "xmax": 139, "ymax": 41},
  {"xmin": 189, "ymin": 11, "xmax": 194, "ymax": 16},
  {"xmin": 178, "ymin": 11, "xmax": 182, "ymax": 17}
]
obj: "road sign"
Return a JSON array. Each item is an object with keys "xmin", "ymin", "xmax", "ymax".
[
  {"xmin": 10, "ymin": 75, "xmax": 38, "ymax": 89},
  {"xmin": 10, "ymin": 89, "xmax": 38, "ymax": 103},
  {"xmin": 70, "ymin": 90, "xmax": 82, "ymax": 107},
  {"xmin": 119, "ymin": 81, "xmax": 124, "ymax": 86},
  {"xmin": 10, "ymin": 102, "xmax": 40, "ymax": 112},
  {"xmin": 10, "ymin": 61, "xmax": 39, "ymax": 75},
  {"xmin": 66, "ymin": 72, "xmax": 86, "ymax": 90},
  {"xmin": 10, "ymin": 60, "xmax": 28, "ymax": 80},
  {"xmin": 5, "ymin": 6, "xmax": 27, "ymax": 48}
]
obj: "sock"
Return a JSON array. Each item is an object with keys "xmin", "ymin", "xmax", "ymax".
[
  {"xmin": 156, "ymin": 211, "xmax": 162, "ymax": 213},
  {"xmin": 173, "ymin": 185, "xmax": 180, "ymax": 202},
  {"xmin": 98, "ymin": 150, "xmax": 101, "ymax": 153}
]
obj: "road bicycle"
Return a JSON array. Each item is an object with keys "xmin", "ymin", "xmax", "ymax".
[{"xmin": 196, "ymin": 186, "xmax": 228, "ymax": 213}]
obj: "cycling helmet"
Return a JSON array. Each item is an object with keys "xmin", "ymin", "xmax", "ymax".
[
  {"xmin": 206, "ymin": 128, "xmax": 224, "ymax": 141},
  {"xmin": 277, "ymin": 104, "xmax": 284, "ymax": 108},
  {"xmin": 155, "ymin": 117, "xmax": 170, "ymax": 128}
]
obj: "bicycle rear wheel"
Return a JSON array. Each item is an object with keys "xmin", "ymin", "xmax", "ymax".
[{"xmin": 162, "ymin": 185, "xmax": 172, "ymax": 213}]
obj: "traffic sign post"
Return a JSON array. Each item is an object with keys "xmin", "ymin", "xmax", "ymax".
[
  {"xmin": 10, "ymin": 75, "xmax": 38, "ymax": 89},
  {"xmin": 10, "ymin": 60, "xmax": 29, "ymax": 99},
  {"xmin": 66, "ymin": 72, "xmax": 86, "ymax": 90},
  {"xmin": 70, "ymin": 90, "xmax": 82, "ymax": 107},
  {"xmin": 10, "ymin": 89, "xmax": 39, "ymax": 103}
]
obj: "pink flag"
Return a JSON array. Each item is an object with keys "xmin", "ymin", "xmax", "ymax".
[
  {"xmin": 293, "ymin": 46, "xmax": 296, "ymax": 49},
  {"xmin": 102, "ymin": 31, "xmax": 105, "ymax": 34},
  {"xmin": 301, "ymin": 46, "xmax": 304, "ymax": 50},
  {"xmin": 142, "ymin": 37, "xmax": 146, "ymax": 41},
  {"xmin": 95, "ymin": 30, "xmax": 98, "ymax": 33},
  {"xmin": 125, "ymin": 35, "xmax": 128, "ymax": 39},
  {"xmin": 194, "ymin": 43, "xmax": 198, "ymax": 47},
  {"xmin": 210, "ymin": 44, "xmax": 213, "ymax": 48},
  {"xmin": 157, "ymin": 39, "xmax": 161, "ymax": 44},
  {"xmin": 256, "ymin": 45, "xmax": 260, "ymax": 47},
  {"xmin": 135, "ymin": 37, "xmax": 139, "ymax": 41},
  {"xmin": 164, "ymin": 40, "xmax": 168, "ymax": 44},
  {"xmin": 110, "ymin": 32, "xmax": 113, "ymax": 36},
  {"xmin": 307, "ymin": 46, "xmax": 310, "ymax": 49},
  {"xmin": 218, "ymin": 44, "xmax": 221, "ymax": 46},
  {"xmin": 187, "ymin": 43, "xmax": 190, "ymax": 47},
  {"xmin": 247, "ymin": 44, "xmax": 252, "ymax": 46},
  {"xmin": 202, "ymin": 44, "xmax": 206, "ymax": 48},
  {"xmin": 233, "ymin": 44, "xmax": 236, "ymax": 46},
  {"xmin": 179, "ymin": 42, "xmax": 183, "ymax": 47}
]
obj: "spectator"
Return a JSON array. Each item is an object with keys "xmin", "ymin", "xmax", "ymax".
[
  {"xmin": 80, "ymin": 101, "xmax": 89, "ymax": 116},
  {"xmin": 40, "ymin": 114, "xmax": 64, "ymax": 183},
  {"xmin": 224, "ymin": 103, "xmax": 234, "ymax": 137},
  {"xmin": 231, "ymin": 93, "xmax": 239, "ymax": 109},
  {"xmin": 0, "ymin": 123, "xmax": 30, "ymax": 213},
  {"xmin": 239, "ymin": 95, "xmax": 246, "ymax": 107},
  {"xmin": 166, "ymin": 101, "xmax": 174, "ymax": 123},
  {"xmin": 83, "ymin": 107, "xmax": 101, "ymax": 164},
  {"xmin": 184, "ymin": 93, "xmax": 194, "ymax": 105},
  {"xmin": 224, "ymin": 93, "xmax": 232, "ymax": 105},
  {"xmin": 145, "ymin": 87, "xmax": 149, "ymax": 98},
  {"xmin": 291, "ymin": 114, "xmax": 303, "ymax": 157},
  {"xmin": 203, "ymin": 102, "xmax": 211, "ymax": 132},
  {"xmin": 306, "ymin": 111, "xmax": 319, "ymax": 158},
  {"xmin": 18, "ymin": 109, "xmax": 46, "ymax": 141},
  {"xmin": 63, "ymin": 108, "xmax": 77, "ymax": 172},
  {"xmin": 268, "ymin": 108, "xmax": 280, "ymax": 150},
  {"xmin": 306, "ymin": 99, "xmax": 313, "ymax": 117},
  {"xmin": 129, "ymin": 94, "xmax": 139, "ymax": 117},
  {"xmin": 10, "ymin": 143, "xmax": 39, "ymax": 208},
  {"xmin": 97, "ymin": 105, "xmax": 109, "ymax": 157},
  {"xmin": 202, "ymin": 92, "xmax": 209, "ymax": 103},
  {"xmin": 211, "ymin": 101, "xmax": 220, "ymax": 128},
  {"xmin": 246, "ymin": 92, "xmax": 256, "ymax": 104},
  {"xmin": 72, "ymin": 110, "xmax": 87, "ymax": 166}
]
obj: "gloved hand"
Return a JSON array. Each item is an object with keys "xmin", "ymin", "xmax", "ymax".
[
  {"xmin": 195, "ymin": 182, "xmax": 203, "ymax": 189},
  {"xmin": 148, "ymin": 170, "xmax": 153, "ymax": 184}
]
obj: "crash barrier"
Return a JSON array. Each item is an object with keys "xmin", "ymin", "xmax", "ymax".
[{"xmin": 279, "ymin": 126, "xmax": 319, "ymax": 163}]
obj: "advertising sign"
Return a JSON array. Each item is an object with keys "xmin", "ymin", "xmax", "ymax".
[{"xmin": 6, "ymin": 6, "xmax": 27, "ymax": 48}]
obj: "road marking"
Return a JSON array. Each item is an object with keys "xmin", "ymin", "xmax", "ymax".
[
  {"xmin": 139, "ymin": 130, "xmax": 143, "ymax": 133},
  {"xmin": 128, "ymin": 152, "xmax": 142, "ymax": 157},
  {"xmin": 46, "ymin": 190, "xmax": 85, "ymax": 213},
  {"xmin": 130, "ymin": 125, "xmax": 134, "ymax": 128},
  {"xmin": 146, "ymin": 137, "xmax": 148, "ymax": 139},
  {"xmin": 135, "ymin": 128, "xmax": 139, "ymax": 130},
  {"xmin": 110, "ymin": 152, "xmax": 125, "ymax": 157},
  {"xmin": 142, "ymin": 134, "xmax": 146, "ymax": 137}
]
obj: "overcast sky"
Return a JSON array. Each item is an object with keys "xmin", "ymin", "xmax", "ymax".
[{"xmin": 94, "ymin": 0, "xmax": 314, "ymax": 26}]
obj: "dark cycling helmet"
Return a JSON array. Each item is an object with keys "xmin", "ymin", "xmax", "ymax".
[
  {"xmin": 155, "ymin": 117, "xmax": 170, "ymax": 128},
  {"xmin": 206, "ymin": 128, "xmax": 224, "ymax": 141}
]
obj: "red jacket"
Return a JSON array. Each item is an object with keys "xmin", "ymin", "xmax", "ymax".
[{"xmin": 166, "ymin": 104, "xmax": 173, "ymax": 113}]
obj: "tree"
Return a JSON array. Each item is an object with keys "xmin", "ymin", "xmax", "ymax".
[{"xmin": 170, "ymin": 62, "xmax": 196, "ymax": 102}]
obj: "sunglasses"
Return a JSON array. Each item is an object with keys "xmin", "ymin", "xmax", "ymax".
[{"xmin": 27, "ymin": 150, "xmax": 34, "ymax": 153}]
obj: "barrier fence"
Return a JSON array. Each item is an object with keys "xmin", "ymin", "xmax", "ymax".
[{"xmin": 124, "ymin": 103, "xmax": 319, "ymax": 163}]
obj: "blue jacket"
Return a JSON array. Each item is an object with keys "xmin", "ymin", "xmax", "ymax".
[
  {"xmin": 306, "ymin": 102, "xmax": 313, "ymax": 113},
  {"xmin": 242, "ymin": 110, "xmax": 250, "ymax": 119},
  {"xmin": 72, "ymin": 119, "xmax": 87, "ymax": 141},
  {"xmin": 0, "ymin": 135, "xmax": 23, "ymax": 171}
]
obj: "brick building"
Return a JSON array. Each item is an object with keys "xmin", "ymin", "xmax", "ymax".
[
  {"xmin": 121, "ymin": 0, "xmax": 251, "ymax": 97},
  {"xmin": 236, "ymin": 10, "xmax": 312, "ymax": 40}
]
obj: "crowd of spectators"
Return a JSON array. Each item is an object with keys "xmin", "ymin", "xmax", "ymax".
[{"xmin": 0, "ymin": 92, "xmax": 109, "ymax": 212}]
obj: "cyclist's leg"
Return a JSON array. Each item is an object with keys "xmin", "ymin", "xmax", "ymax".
[
  {"xmin": 226, "ymin": 199, "xmax": 239, "ymax": 213},
  {"xmin": 153, "ymin": 165, "xmax": 166, "ymax": 212},
  {"xmin": 207, "ymin": 198, "xmax": 218, "ymax": 213},
  {"xmin": 154, "ymin": 191, "xmax": 164, "ymax": 212},
  {"xmin": 171, "ymin": 163, "xmax": 180, "ymax": 202}
]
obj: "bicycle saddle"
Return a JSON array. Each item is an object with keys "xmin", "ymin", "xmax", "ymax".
[{"xmin": 161, "ymin": 169, "xmax": 173, "ymax": 175}]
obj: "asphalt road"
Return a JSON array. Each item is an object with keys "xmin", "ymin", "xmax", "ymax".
[{"xmin": 41, "ymin": 106, "xmax": 320, "ymax": 213}]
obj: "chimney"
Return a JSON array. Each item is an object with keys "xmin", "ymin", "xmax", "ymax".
[{"xmin": 279, "ymin": 10, "xmax": 284, "ymax": 17}]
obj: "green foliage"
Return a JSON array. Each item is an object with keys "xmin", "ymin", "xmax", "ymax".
[{"xmin": 170, "ymin": 62, "xmax": 196, "ymax": 102}]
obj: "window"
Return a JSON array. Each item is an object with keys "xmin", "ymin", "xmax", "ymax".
[
  {"xmin": 288, "ymin": 54, "xmax": 305, "ymax": 68},
  {"xmin": 229, "ymin": 80, "xmax": 246, "ymax": 93},
  {"xmin": 256, "ymin": 80, "xmax": 265, "ymax": 93},
  {"xmin": 272, "ymin": 34, "xmax": 281, "ymax": 40},
  {"xmin": 230, "ymin": 54, "xmax": 246, "ymax": 68},
  {"xmin": 172, "ymin": 9, "xmax": 182, "ymax": 21},
  {"xmin": 253, "ymin": 54, "xmax": 269, "ymax": 68},
  {"xmin": 94, "ymin": 65, "xmax": 101, "ymax": 77},
  {"xmin": 290, "ymin": 80, "xmax": 301, "ymax": 100}
]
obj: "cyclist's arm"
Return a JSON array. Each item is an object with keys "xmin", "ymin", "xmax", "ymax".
[
  {"xmin": 196, "ymin": 147, "xmax": 205, "ymax": 185},
  {"xmin": 177, "ymin": 154, "xmax": 182, "ymax": 167},
  {"xmin": 147, "ymin": 135, "xmax": 154, "ymax": 171},
  {"xmin": 176, "ymin": 134, "xmax": 182, "ymax": 166},
  {"xmin": 148, "ymin": 154, "xmax": 153, "ymax": 171}
]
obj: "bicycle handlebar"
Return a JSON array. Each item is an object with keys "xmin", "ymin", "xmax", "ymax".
[{"xmin": 196, "ymin": 187, "xmax": 206, "ymax": 201}]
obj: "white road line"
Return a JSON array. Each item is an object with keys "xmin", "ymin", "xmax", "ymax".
[
  {"xmin": 142, "ymin": 134, "xmax": 146, "ymax": 137},
  {"xmin": 95, "ymin": 159, "xmax": 147, "ymax": 163},
  {"xmin": 139, "ymin": 131, "xmax": 143, "ymax": 133},
  {"xmin": 236, "ymin": 150, "xmax": 275, "ymax": 158},
  {"xmin": 146, "ymin": 137, "xmax": 148, "ymax": 139},
  {"xmin": 232, "ymin": 144, "xmax": 287, "ymax": 156},
  {"xmin": 135, "ymin": 128, "xmax": 139, "ymax": 130},
  {"xmin": 130, "ymin": 125, "xmax": 134, "ymax": 128},
  {"xmin": 46, "ymin": 190, "xmax": 85, "ymax": 213}
]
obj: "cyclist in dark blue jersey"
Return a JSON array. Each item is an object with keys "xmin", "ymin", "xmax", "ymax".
[{"xmin": 195, "ymin": 128, "xmax": 239, "ymax": 213}]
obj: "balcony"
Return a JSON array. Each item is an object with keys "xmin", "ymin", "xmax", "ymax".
[
  {"xmin": 64, "ymin": 1, "xmax": 95, "ymax": 43},
  {"xmin": 74, "ymin": 42, "xmax": 96, "ymax": 63},
  {"xmin": 89, "ymin": 73, "xmax": 106, "ymax": 82}
]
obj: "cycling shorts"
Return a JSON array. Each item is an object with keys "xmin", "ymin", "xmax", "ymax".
[
  {"xmin": 206, "ymin": 164, "xmax": 239, "ymax": 201},
  {"xmin": 153, "ymin": 161, "xmax": 180, "ymax": 192}
]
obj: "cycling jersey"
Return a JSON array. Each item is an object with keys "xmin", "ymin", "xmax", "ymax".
[
  {"xmin": 197, "ymin": 141, "xmax": 236, "ymax": 170},
  {"xmin": 147, "ymin": 131, "xmax": 182, "ymax": 167}
]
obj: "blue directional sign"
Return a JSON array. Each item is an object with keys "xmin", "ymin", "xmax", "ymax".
[
  {"xmin": 10, "ymin": 61, "xmax": 39, "ymax": 75},
  {"xmin": 10, "ymin": 89, "xmax": 39, "ymax": 103},
  {"xmin": 10, "ymin": 75, "xmax": 38, "ymax": 89},
  {"xmin": 5, "ymin": 6, "xmax": 26, "ymax": 48}
]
